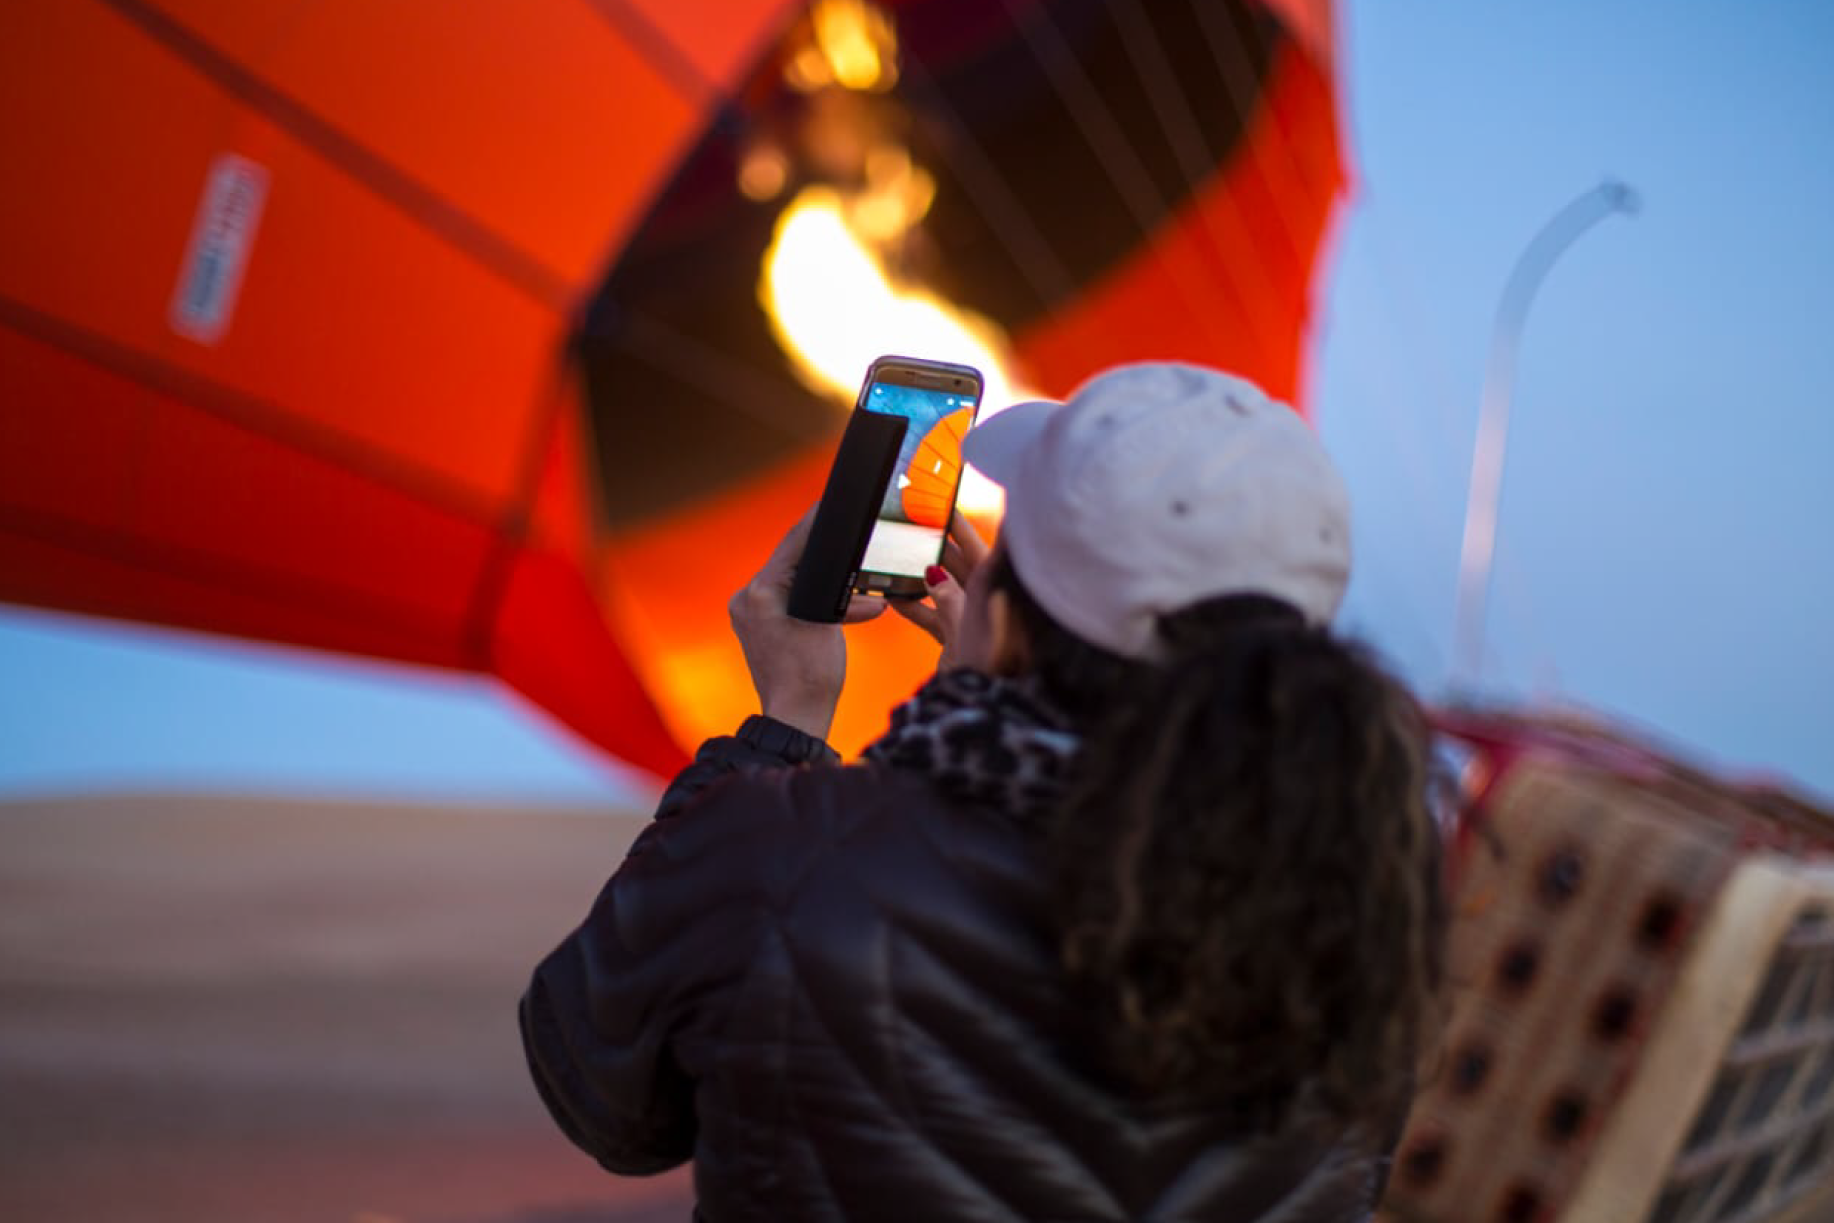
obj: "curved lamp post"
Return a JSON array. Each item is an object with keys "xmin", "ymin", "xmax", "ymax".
[{"xmin": 1452, "ymin": 180, "xmax": 1640, "ymax": 692}]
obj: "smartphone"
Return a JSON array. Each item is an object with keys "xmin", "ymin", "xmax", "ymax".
[{"xmin": 850, "ymin": 355, "xmax": 985, "ymax": 598}]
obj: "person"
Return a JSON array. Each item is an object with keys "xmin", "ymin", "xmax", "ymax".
[{"xmin": 520, "ymin": 362, "xmax": 1445, "ymax": 1222}]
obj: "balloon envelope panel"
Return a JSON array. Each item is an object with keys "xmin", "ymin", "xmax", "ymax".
[{"xmin": 0, "ymin": 0, "xmax": 1343, "ymax": 775}]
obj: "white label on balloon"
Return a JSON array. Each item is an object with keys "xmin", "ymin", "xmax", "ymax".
[{"xmin": 170, "ymin": 153, "xmax": 268, "ymax": 345}]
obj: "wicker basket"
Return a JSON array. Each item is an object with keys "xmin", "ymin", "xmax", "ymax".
[{"xmin": 1383, "ymin": 712, "xmax": 1834, "ymax": 1223}]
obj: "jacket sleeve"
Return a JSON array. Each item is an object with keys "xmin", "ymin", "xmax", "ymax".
[
  {"xmin": 655, "ymin": 714, "xmax": 840, "ymax": 820},
  {"xmin": 519, "ymin": 718, "xmax": 834, "ymax": 1174}
]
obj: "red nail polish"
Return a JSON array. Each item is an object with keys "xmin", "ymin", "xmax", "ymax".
[{"xmin": 924, "ymin": 564, "xmax": 947, "ymax": 586}]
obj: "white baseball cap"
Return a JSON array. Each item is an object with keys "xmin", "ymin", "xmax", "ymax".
[{"xmin": 962, "ymin": 362, "xmax": 1351, "ymax": 660}]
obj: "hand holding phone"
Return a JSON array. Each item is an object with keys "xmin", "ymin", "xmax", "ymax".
[
  {"xmin": 788, "ymin": 355, "xmax": 985, "ymax": 622},
  {"xmin": 730, "ymin": 507, "xmax": 887, "ymax": 740},
  {"xmin": 885, "ymin": 509, "xmax": 992, "ymax": 671}
]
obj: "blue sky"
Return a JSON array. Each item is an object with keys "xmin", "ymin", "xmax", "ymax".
[
  {"xmin": 1317, "ymin": 0, "xmax": 1834, "ymax": 797},
  {"xmin": 2, "ymin": 0, "xmax": 1830, "ymax": 802}
]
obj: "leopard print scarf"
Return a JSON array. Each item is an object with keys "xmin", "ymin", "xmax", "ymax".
[{"xmin": 863, "ymin": 669, "xmax": 1082, "ymax": 823}]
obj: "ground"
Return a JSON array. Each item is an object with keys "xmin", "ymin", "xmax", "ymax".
[{"xmin": 0, "ymin": 792, "xmax": 695, "ymax": 1222}]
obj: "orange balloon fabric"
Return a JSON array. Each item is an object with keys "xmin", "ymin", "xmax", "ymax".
[
  {"xmin": 0, "ymin": 0, "xmax": 1345, "ymax": 777},
  {"xmin": 900, "ymin": 407, "xmax": 973, "ymax": 529}
]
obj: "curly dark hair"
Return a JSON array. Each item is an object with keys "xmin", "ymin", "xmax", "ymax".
[{"xmin": 991, "ymin": 552, "xmax": 1445, "ymax": 1130}]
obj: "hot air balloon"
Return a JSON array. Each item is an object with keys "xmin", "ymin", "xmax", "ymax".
[
  {"xmin": 899, "ymin": 405, "xmax": 972, "ymax": 528},
  {"xmin": 0, "ymin": 0, "xmax": 1344, "ymax": 775}
]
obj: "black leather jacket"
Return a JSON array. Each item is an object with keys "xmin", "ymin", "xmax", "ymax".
[{"xmin": 521, "ymin": 716, "xmax": 1396, "ymax": 1222}]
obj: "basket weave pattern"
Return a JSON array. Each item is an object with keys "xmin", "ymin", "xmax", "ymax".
[{"xmin": 1383, "ymin": 712, "xmax": 1834, "ymax": 1223}]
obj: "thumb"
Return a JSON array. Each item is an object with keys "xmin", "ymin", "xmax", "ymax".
[
  {"xmin": 840, "ymin": 593, "xmax": 888, "ymax": 624},
  {"xmin": 924, "ymin": 564, "xmax": 965, "ymax": 621}
]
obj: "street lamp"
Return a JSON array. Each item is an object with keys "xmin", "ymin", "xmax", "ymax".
[{"xmin": 1452, "ymin": 180, "xmax": 1640, "ymax": 691}]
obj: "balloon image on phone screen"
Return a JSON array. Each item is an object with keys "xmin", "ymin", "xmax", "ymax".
[{"xmin": 854, "ymin": 358, "xmax": 984, "ymax": 598}]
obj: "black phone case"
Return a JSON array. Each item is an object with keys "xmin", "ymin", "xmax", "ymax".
[{"xmin": 787, "ymin": 408, "xmax": 909, "ymax": 623}]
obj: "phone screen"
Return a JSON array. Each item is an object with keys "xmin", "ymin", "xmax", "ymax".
[{"xmin": 858, "ymin": 379, "xmax": 981, "ymax": 580}]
